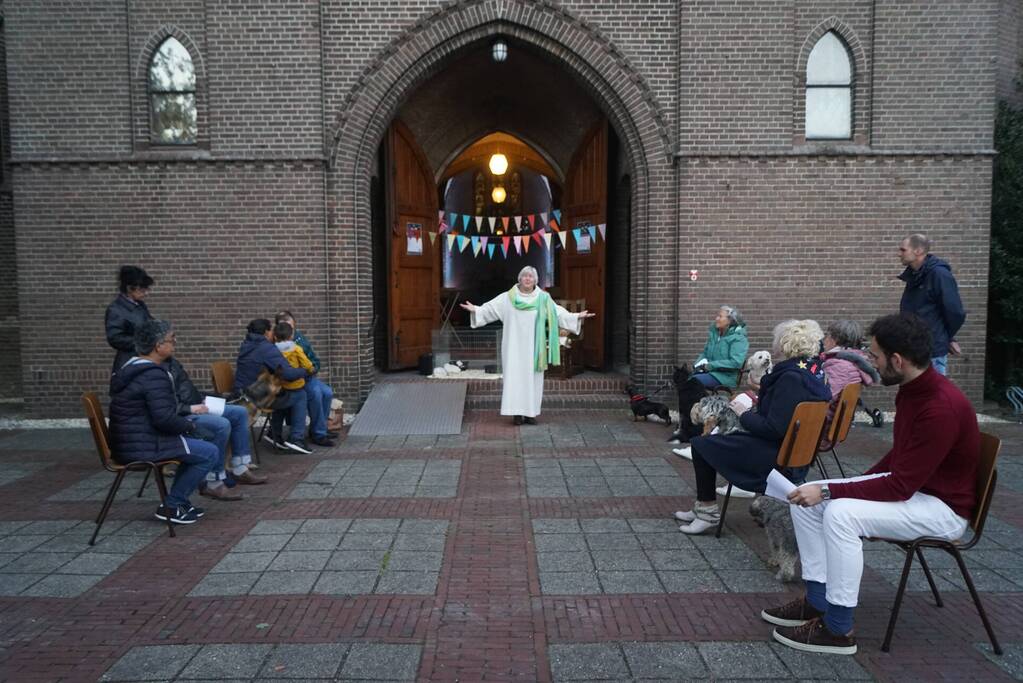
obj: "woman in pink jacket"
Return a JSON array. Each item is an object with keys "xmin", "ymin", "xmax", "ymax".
[{"xmin": 821, "ymin": 320, "xmax": 879, "ymax": 399}]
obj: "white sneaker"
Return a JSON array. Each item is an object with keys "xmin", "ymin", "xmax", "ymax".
[
  {"xmin": 283, "ymin": 440, "xmax": 312, "ymax": 455},
  {"xmin": 673, "ymin": 509, "xmax": 696, "ymax": 523},
  {"xmin": 717, "ymin": 485, "xmax": 756, "ymax": 498},
  {"xmin": 679, "ymin": 517, "xmax": 717, "ymax": 535},
  {"xmin": 672, "ymin": 446, "xmax": 692, "ymax": 460}
]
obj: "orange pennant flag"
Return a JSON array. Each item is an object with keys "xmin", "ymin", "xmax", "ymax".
[
  {"xmin": 548, "ymin": 219, "xmax": 560, "ymax": 233},
  {"xmin": 528, "ymin": 214, "xmax": 536, "ymax": 230},
  {"xmin": 501, "ymin": 216, "xmax": 510, "ymax": 233},
  {"xmin": 522, "ymin": 235, "xmax": 531, "ymax": 253}
]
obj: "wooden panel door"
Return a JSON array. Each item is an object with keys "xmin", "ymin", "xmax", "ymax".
[
  {"xmin": 387, "ymin": 120, "xmax": 439, "ymax": 369},
  {"xmin": 560, "ymin": 120, "xmax": 607, "ymax": 369}
]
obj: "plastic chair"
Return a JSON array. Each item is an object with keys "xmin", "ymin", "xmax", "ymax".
[
  {"xmin": 872, "ymin": 432, "xmax": 1002, "ymax": 654},
  {"xmin": 82, "ymin": 392, "xmax": 178, "ymax": 545},
  {"xmin": 816, "ymin": 382, "xmax": 862, "ymax": 479},
  {"xmin": 211, "ymin": 361, "xmax": 266, "ymax": 463},
  {"xmin": 716, "ymin": 401, "xmax": 829, "ymax": 538}
]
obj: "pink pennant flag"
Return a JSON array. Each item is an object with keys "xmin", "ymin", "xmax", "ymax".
[
  {"xmin": 501, "ymin": 216, "xmax": 510, "ymax": 233},
  {"xmin": 438, "ymin": 210, "xmax": 444, "ymax": 224},
  {"xmin": 447, "ymin": 234, "xmax": 457, "ymax": 251},
  {"xmin": 514, "ymin": 216, "xmax": 522, "ymax": 231},
  {"xmin": 438, "ymin": 221, "xmax": 448, "ymax": 234},
  {"xmin": 598, "ymin": 223, "xmax": 606, "ymax": 240},
  {"xmin": 558, "ymin": 231, "xmax": 568, "ymax": 248},
  {"xmin": 502, "ymin": 236, "xmax": 511, "ymax": 253},
  {"xmin": 475, "ymin": 216, "xmax": 483, "ymax": 231},
  {"xmin": 528, "ymin": 214, "xmax": 536, "ymax": 230},
  {"xmin": 487, "ymin": 216, "xmax": 496, "ymax": 233},
  {"xmin": 513, "ymin": 236, "xmax": 522, "ymax": 255},
  {"xmin": 531, "ymin": 231, "xmax": 543, "ymax": 246},
  {"xmin": 543, "ymin": 232, "xmax": 552, "ymax": 250},
  {"xmin": 481, "ymin": 236, "xmax": 489, "ymax": 250}
]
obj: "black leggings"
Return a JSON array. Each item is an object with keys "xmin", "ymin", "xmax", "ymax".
[{"xmin": 691, "ymin": 444, "xmax": 719, "ymax": 503}]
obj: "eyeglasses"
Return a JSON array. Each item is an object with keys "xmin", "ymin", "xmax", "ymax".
[{"xmin": 158, "ymin": 336, "xmax": 177, "ymax": 347}]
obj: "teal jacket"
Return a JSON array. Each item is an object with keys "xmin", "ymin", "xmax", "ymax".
[
  {"xmin": 294, "ymin": 329, "xmax": 321, "ymax": 372},
  {"xmin": 696, "ymin": 323, "xmax": 749, "ymax": 388}
]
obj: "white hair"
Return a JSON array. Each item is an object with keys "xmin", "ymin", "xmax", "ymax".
[
  {"xmin": 772, "ymin": 319, "xmax": 824, "ymax": 359},
  {"xmin": 517, "ymin": 266, "xmax": 538, "ymax": 284}
]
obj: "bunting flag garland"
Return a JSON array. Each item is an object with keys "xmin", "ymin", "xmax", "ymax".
[
  {"xmin": 475, "ymin": 216, "xmax": 483, "ymax": 230},
  {"xmin": 438, "ymin": 221, "xmax": 448, "ymax": 234},
  {"xmin": 501, "ymin": 216, "xmax": 510, "ymax": 233},
  {"xmin": 487, "ymin": 216, "xmax": 496, "ymax": 233},
  {"xmin": 462, "ymin": 215, "xmax": 470, "ymax": 230},
  {"xmin": 572, "ymin": 228, "xmax": 583, "ymax": 244},
  {"xmin": 487, "ymin": 243, "xmax": 496, "ymax": 259},
  {"xmin": 513, "ymin": 236, "xmax": 522, "ymax": 255},
  {"xmin": 447, "ymin": 233, "xmax": 457, "ymax": 250},
  {"xmin": 552, "ymin": 209, "xmax": 562, "ymax": 225},
  {"xmin": 428, "ymin": 231, "xmax": 437, "ymax": 245},
  {"xmin": 588, "ymin": 226, "xmax": 597, "ymax": 243},
  {"xmin": 433, "ymin": 210, "xmax": 608, "ymax": 259},
  {"xmin": 543, "ymin": 232, "xmax": 552, "ymax": 250},
  {"xmin": 548, "ymin": 219, "xmax": 559, "ymax": 233},
  {"xmin": 514, "ymin": 216, "xmax": 522, "ymax": 231},
  {"xmin": 522, "ymin": 235, "xmax": 531, "ymax": 253},
  {"xmin": 541, "ymin": 211, "xmax": 548, "ymax": 226},
  {"xmin": 558, "ymin": 231, "xmax": 568, "ymax": 248},
  {"xmin": 458, "ymin": 235, "xmax": 470, "ymax": 252},
  {"xmin": 438, "ymin": 210, "xmax": 444, "ymax": 224},
  {"xmin": 528, "ymin": 214, "xmax": 536, "ymax": 230},
  {"xmin": 531, "ymin": 230, "xmax": 543, "ymax": 247},
  {"xmin": 448, "ymin": 212, "xmax": 457, "ymax": 227},
  {"xmin": 598, "ymin": 223, "xmax": 606, "ymax": 240},
  {"xmin": 502, "ymin": 236, "xmax": 511, "ymax": 254},
  {"xmin": 470, "ymin": 236, "xmax": 480, "ymax": 255},
  {"xmin": 481, "ymin": 236, "xmax": 489, "ymax": 251}
]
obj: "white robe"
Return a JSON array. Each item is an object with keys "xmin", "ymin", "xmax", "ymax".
[{"xmin": 471, "ymin": 287, "xmax": 583, "ymax": 417}]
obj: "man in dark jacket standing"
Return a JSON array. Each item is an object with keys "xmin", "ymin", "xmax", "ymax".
[
  {"xmin": 234, "ymin": 318, "xmax": 312, "ymax": 454},
  {"xmin": 897, "ymin": 234, "xmax": 966, "ymax": 375},
  {"xmin": 108, "ymin": 320, "xmax": 219, "ymax": 525}
]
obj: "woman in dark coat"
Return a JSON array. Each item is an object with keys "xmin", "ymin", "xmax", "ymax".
[
  {"xmin": 105, "ymin": 266, "xmax": 155, "ymax": 374},
  {"xmin": 676, "ymin": 319, "xmax": 833, "ymax": 534}
]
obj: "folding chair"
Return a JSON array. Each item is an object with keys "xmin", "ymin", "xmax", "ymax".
[
  {"xmin": 816, "ymin": 382, "xmax": 862, "ymax": 479},
  {"xmin": 716, "ymin": 401, "xmax": 829, "ymax": 538},
  {"xmin": 873, "ymin": 432, "xmax": 1002, "ymax": 654},
  {"xmin": 211, "ymin": 361, "xmax": 267, "ymax": 464},
  {"xmin": 82, "ymin": 392, "xmax": 178, "ymax": 545}
]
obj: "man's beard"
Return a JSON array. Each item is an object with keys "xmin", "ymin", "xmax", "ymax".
[{"xmin": 879, "ymin": 365, "xmax": 904, "ymax": 386}]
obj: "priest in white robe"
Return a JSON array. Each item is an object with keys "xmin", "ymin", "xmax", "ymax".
[{"xmin": 461, "ymin": 266, "xmax": 594, "ymax": 425}]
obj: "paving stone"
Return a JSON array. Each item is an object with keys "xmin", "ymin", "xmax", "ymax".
[
  {"xmin": 0, "ymin": 521, "xmax": 32, "ymax": 535},
  {"xmin": 339, "ymin": 643, "xmax": 420, "ymax": 681},
  {"xmin": 768, "ymin": 642, "xmax": 874, "ymax": 679},
  {"xmin": 249, "ymin": 571, "xmax": 320, "ymax": 595},
  {"xmin": 540, "ymin": 571, "xmax": 601, "ymax": 595},
  {"xmin": 386, "ymin": 550, "xmax": 443, "ymax": 572},
  {"xmin": 100, "ymin": 644, "xmax": 201, "ymax": 681},
  {"xmin": 21, "ymin": 573, "xmax": 103, "ymax": 597},
  {"xmin": 2, "ymin": 535, "xmax": 51, "ymax": 552},
  {"xmin": 605, "ymin": 478, "xmax": 654, "ymax": 496},
  {"xmin": 187, "ymin": 572, "xmax": 261, "ymax": 597},
  {"xmin": 537, "ymin": 552, "xmax": 594, "ymax": 572},
  {"xmin": 268, "ymin": 551, "xmax": 331, "ymax": 572},
  {"xmin": 84, "ymin": 535, "xmax": 156, "ymax": 554},
  {"xmin": 646, "ymin": 476, "xmax": 689, "ymax": 496},
  {"xmin": 636, "ymin": 532, "xmax": 693, "ymax": 550},
  {"xmin": 621, "ymin": 642, "xmax": 707, "ymax": 680},
  {"xmin": 377, "ymin": 485, "xmax": 418, "ymax": 497},
  {"xmin": 327, "ymin": 550, "xmax": 388, "ymax": 571},
  {"xmin": 534, "ymin": 534, "xmax": 587, "ymax": 553},
  {"xmin": 18, "ymin": 520, "xmax": 82, "ymax": 535},
  {"xmin": 658, "ymin": 571, "xmax": 728, "ymax": 593},
  {"xmin": 257, "ymin": 643, "xmax": 349, "ymax": 679},
  {"xmin": 0, "ymin": 573, "xmax": 42, "ymax": 595},
  {"xmin": 298, "ymin": 518, "xmax": 353, "ymax": 534},
  {"xmin": 283, "ymin": 533, "xmax": 341, "ymax": 552},
  {"xmin": 211, "ymin": 552, "xmax": 277, "ymax": 574},
  {"xmin": 312, "ymin": 571, "xmax": 378, "ymax": 595},
  {"xmin": 250, "ymin": 520, "xmax": 303, "ymax": 535},
  {"xmin": 585, "ymin": 533, "xmax": 641, "ymax": 551},
  {"xmin": 592, "ymin": 550, "xmax": 653, "ymax": 571},
  {"xmin": 392, "ymin": 533, "xmax": 445, "ymax": 551},
  {"xmin": 415, "ymin": 485, "xmax": 456, "ymax": 497},
  {"xmin": 232, "ymin": 534, "xmax": 294, "ymax": 553},
  {"xmin": 179, "ymin": 643, "xmax": 273, "ymax": 679},
  {"xmin": 56, "ymin": 553, "xmax": 131, "ymax": 575},
  {"xmin": 696, "ymin": 641, "xmax": 788, "ymax": 679},
  {"xmin": 976, "ymin": 642, "xmax": 1023, "ymax": 681},
  {"xmin": 646, "ymin": 550, "xmax": 710, "ymax": 571},
  {"xmin": 533, "ymin": 519, "xmax": 581, "ymax": 534},
  {"xmin": 376, "ymin": 570, "xmax": 439, "ymax": 594},
  {"xmin": 349, "ymin": 519, "xmax": 402, "ymax": 534},
  {"xmin": 716, "ymin": 570, "xmax": 787, "ymax": 593},
  {"xmin": 580, "ymin": 518, "xmax": 632, "ymax": 533},
  {"xmin": 548, "ymin": 643, "xmax": 629, "ymax": 681},
  {"xmin": 399, "ymin": 519, "xmax": 449, "ymax": 534},
  {"xmin": 696, "ymin": 550, "xmax": 764, "ymax": 570},
  {"xmin": 940, "ymin": 567, "xmax": 1021, "ymax": 592},
  {"xmin": 599, "ymin": 570, "xmax": 664, "ymax": 593},
  {"xmin": 338, "ymin": 533, "xmax": 395, "ymax": 551},
  {"xmin": 0, "ymin": 552, "xmax": 75, "ymax": 573}
]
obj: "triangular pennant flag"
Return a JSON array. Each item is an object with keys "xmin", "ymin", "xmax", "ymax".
[
  {"xmin": 531, "ymin": 230, "xmax": 543, "ymax": 246},
  {"xmin": 471, "ymin": 235, "xmax": 480, "ymax": 255},
  {"xmin": 514, "ymin": 216, "xmax": 522, "ymax": 231},
  {"xmin": 572, "ymin": 228, "xmax": 583, "ymax": 244},
  {"xmin": 458, "ymin": 235, "xmax": 469, "ymax": 252},
  {"xmin": 548, "ymin": 219, "xmax": 560, "ymax": 233},
  {"xmin": 462, "ymin": 214, "xmax": 470, "ymax": 231},
  {"xmin": 588, "ymin": 226, "xmax": 597, "ymax": 243},
  {"xmin": 540, "ymin": 211, "xmax": 548, "ymax": 226},
  {"xmin": 447, "ymin": 233, "xmax": 457, "ymax": 251},
  {"xmin": 475, "ymin": 216, "xmax": 483, "ymax": 230},
  {"xmin": 438, "ymin": 210, "xmax": 444, "ymax": 224},
  {"xmin": 501, "ymin": 216, "xmax": 510, "ymax": 233},
  {"xmin": 543, "ymin": 232, "xmax": 552, "ymax": 250},
  {"xmin": 428, "ymin": 231, "xmax": 437, "ymax": 245},
  {"xmin": 502, "ymin": 236, "xmax": 511, "ymax": 254},
  {"xmin": 598, "ymin": 223, "xmax": 606, "ymax": 240},
  {"xmin": 449, "ymin": 212, "xmax": 458, "ymax": 227},
  {"xmin": 487, "ymin": 216, "xmax": 496, "ymax": 234},
  {"xmin": 528, "ymin": 214, "xmax": 536, "ymax": 230},
  {"xmin": 552, "ymin": 209, "xmax": 562, "ymax": 225},
  {"xmin": 481, "ymin": 236, "xmax": 489, "ymax": 251},
  {"xmin": 522, "ymin": 235, "xmax": 531, "ymax": 253},
  {"xmin": 513, "ymin": 236, "xmax": 522, "ymax": 255},
  {"xmin": 487, "ymin": 243, "xmax": 496, "ymax": 259},
  {"xmin": 558, "ymin": 231, "xmax": 568, "ymax": 248}
]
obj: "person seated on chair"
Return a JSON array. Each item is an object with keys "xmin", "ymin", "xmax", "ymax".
[
  {"xmin": 166, "ymin": 355, "xmax": 268, "ymax": 500},
  {"xmin": 234, "ymin": 318, "xmax": 312, "ymax": 454},
  {"xmin": 819, "ymin": 319, "xmax": 879, "ymax": 448},
  {"xmin": 763, "ymin": 313, "xmax": 980, "ymax": 656},
  {"xmin": 273, "ymin": 320, "xmax": 334, "ymax": 448},
  {"xmin": 675, "ymin": 319, "xmax": 832, "ymax": 535},
  {"xmin": 669, "ymin": 305, "xmax": 748, "ymax": 447},
  {"xmin": 108, "ymin": 320, "xmax": 219, "ymax": 525},
  {"xmin": 274, "ymin": 311, "xmax": 339, "ymax": 443}
]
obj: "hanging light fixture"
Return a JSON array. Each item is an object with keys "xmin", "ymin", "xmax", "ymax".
[
  {"xmin": 491, "ymin": 185, "xmax": 507, "ymax": 203},
  {"xmin": 492, "ymin": 39, "xmax": 508, "ymax": 63},
  {"xmin": 488, "ymin": 153, "xmax": 508, "ymax": 176}
]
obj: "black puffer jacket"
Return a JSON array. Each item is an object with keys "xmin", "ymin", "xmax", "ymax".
[
  {"xmin": 105, "ymin": 294, "xmax": 153, "ymax": 375},
  {"xmin": 108, "ymin": 358, "xmax": 196, "ymax": 463},
  {"xmin": 166, "ymin": 358, "xmax": 205, "ymax": 416}
]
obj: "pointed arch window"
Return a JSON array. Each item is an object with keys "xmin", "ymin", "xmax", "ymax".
[
  {"xmin": 148, "ymin": 37, "xmax": 197, "ymax": 144},
  {"xmin": 805, "ymin": 31, "xmax": 852, "ymax": 140}
]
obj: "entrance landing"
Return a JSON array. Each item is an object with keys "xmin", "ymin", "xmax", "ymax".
[{"xmin": 348, "ymin": 382, "xmax": 466, "ymax": 436}]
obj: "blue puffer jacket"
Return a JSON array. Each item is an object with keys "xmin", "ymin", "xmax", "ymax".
[
  {"xmin": 899, "ymin": 255, "xmax": 966, "ymax": 357},
  {"xmin": 108, "ymin": 358, "xmax": 196, "ymax": 463},
  {"xmin": 233, "ymin": 332, "xmax": 307, "ymax": 394}
]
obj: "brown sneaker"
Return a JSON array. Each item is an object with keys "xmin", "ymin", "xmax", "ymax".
[
  {"xmin": 200, "ymin": 484, "xmax": 243, "ymax": 501},
  {"xmin": 235, "ymin": 470, "xmax": 268, "ymax": 486},
  {"xmin": 761, "ymin": 597, "xmax": 824, "ymax": 627},
  {"xmin": 773, "ymin": 617, "xmax": 857, "ymax": 655}
]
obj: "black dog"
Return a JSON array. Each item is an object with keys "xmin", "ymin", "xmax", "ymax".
[
  {"xmin": 625, "ymin": 384, "xmax": 672, "ymax": 424},
  {"xmin": 668, "ymin": 364, "xmax": 712, "ymax": 443}
]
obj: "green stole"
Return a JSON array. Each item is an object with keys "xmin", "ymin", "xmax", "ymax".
[{"xmin": 508, "ymin": 286, "xmax": 561, "ymax": 372}]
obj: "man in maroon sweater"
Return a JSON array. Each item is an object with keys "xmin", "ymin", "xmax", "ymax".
[{"xmin": 761, "ymin": 313, "xmax": 979, "ymax": 655}]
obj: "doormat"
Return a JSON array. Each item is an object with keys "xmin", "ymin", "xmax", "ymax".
[{"xmin": 348, "ymin": 382, "xmax": 467, "ymax": 436}]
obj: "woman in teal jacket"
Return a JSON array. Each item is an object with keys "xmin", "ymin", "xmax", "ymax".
[{"xmin": 692, "ymin": 306, "xmax": 749, "ymax": 389}]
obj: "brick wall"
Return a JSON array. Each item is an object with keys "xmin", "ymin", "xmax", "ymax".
[
  {"xmin": 0, "ymin": 4, "xmax": 20, "ymax": 399},
  {"xmin": 997, "ymin": 0, "xmax": 1023, "ymax": 108}
]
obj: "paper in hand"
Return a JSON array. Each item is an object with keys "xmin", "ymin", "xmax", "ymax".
[
  {"xmin": 203, "ymin": 395, "xmax": 226, "ymax": 416},
  {"xmin": 765, "ymin": 469, "xmax": 797, "ymax": 503}
]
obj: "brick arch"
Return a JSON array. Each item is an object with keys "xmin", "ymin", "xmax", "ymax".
[
  {"xmin": 134, "ymin": 25, "xmax": 207, "ymax": 83},
  {"xmin": 436, "ymin": 127, "xmax": 567, "ymax": 184},
  {"xmin": 327, "ymin": 0, "xmax": 671, "ymax": 401}
]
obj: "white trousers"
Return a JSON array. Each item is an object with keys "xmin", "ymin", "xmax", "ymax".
[{"xmin": 791, "ymin": 473, "xmax": 969, "ymax": 608}]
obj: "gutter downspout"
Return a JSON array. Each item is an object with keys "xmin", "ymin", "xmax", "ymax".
[{"xmin": 318, "ymin": 0, "xmax": 336, "ymax": 386}]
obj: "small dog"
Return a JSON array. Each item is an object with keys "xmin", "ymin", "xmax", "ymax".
[
  {"xmin": 749, "ymin": 495, "xmax": 800, "ymax": 582},
  {"xmin": 745, "ymin": 350, "xmax": 773, "ymax": 387},
  {"xmin": 690, "ymin": 393, "xmax": 743, "ymax": 436},
  {"xmin": 668, "ymin": 364, "xmax": 709, "ymax": 442},
  {"xmin": 626, "ymin": 384, "xmax": 671, "ymax": 424}
]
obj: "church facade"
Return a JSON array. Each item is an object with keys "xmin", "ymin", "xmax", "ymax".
[{"xmin": 1, "ymin": 0, "xmax": 1019, "ymax": 416}]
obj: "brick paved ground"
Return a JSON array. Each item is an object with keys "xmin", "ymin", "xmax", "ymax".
[{"xmin": 0, "ymin": 410, "xmax": 1021, "ymax": 681}]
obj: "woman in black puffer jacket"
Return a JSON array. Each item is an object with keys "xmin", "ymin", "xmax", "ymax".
[{"xmin": 105, "ymin": 266, "xmax": 154, "ymax": 374}]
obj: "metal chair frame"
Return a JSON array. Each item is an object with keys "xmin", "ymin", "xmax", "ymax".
[
  {"xmin": 211, "ymin": 360, "xmax": 268, "ymax": 463},
  {"xmin": 816, "ymin": 382, "xmax": 862, "ymax": 479}
]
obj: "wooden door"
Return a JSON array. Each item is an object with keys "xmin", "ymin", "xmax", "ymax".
[
  {"xmin": 560, "ymin": 120, "xmax": 607, "ymax": 368},
  {"xmin": 387, "ymin": 120, "xmax": 439, "ymax": 369}
]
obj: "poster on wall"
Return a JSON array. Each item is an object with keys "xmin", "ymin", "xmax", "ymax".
[
  {"xmin": 406, "ymin": 222, "xmax": 423, "ymax": 255},
  {"xmin": 575, "ymin": 222, "xmax": 592, "ymax": 254}
]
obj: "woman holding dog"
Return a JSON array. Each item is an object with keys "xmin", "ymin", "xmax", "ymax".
[
  {"xmin": 460, "ymin": 266, "xmax": 594, "ymax": 425},
  {"xmin": 676, "ymin": 319, "xmax": 832, "ymax": 534}
]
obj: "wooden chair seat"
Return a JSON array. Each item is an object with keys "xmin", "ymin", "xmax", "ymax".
[
  {"xmin": 211, "ymin": 360, "xmax": 268, "ymax": 462},
  {"xmin": 816, "ymin": 382, "xmax": 862, "ymax": 479}
]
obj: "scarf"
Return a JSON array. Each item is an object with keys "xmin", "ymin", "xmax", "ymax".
[{"xmin": 508, "ymin": 286, "xmax": 560, "ymax": 372}]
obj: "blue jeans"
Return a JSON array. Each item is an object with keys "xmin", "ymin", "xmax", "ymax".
[
  {"xmin": 693, "ymin": 372, "xmax": 722, "ymax": 389},
  {"xmin": 167, "ymin": 438, "xmax": 219, "ymax": 508},
  {"xmin": 305, "ymin": 377, "xmax": 334, "ymax": 439},
  {"xmin": 271, "ymin": 389, "xmax": 308, "ymax": 444},
  {"xmin": 931, "ymin": 355, "xmax": 948, "ymax": 375},
  {"xmin": 191, "ymin": 404, "xmax": 253, "ymax": 480}
]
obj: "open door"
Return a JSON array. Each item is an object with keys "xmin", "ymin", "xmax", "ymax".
[
  {"xmin": 560, "ymin": 120, "xmax": 607, "ymax": 369},
  {"xmin": 386, "ymin": 119, "xmax": 439, "ymax": 369}
]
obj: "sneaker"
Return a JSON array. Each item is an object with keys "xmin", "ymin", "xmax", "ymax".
[
  {"xmin": 309, "ymin": 435, "xmax": 336, "ymax": 448},
  {"xmin": 261, "ymin": 432, "xmax": 278, "ymax": 445},
  {"xmin": 283, "ymin": 440, "xmax": 312, "ymax": 455},
  {"xmin": 717, "ymin": 484, "xmax": 756, "ymax": 498},
  {"xmin": 673, "ymin": 509, "xmax": 697, "ymax": 523},
  {"xmin": 761, "ymin": 597, "xmax": 824, "ymax": 627},
  {"xmin": 185, "ymin": 505, "xmax": 205, "ymax": 518},
  {"xmin": 773, "ymin": 618, "xmax": 857, "ymax": 655},
  {"xmin": 672, "ymin": 446, "xmax": 692, "ymax": 460},
  {"xmin": 154, "ymin": 505, "xmax": 201, "ymax": 525}
]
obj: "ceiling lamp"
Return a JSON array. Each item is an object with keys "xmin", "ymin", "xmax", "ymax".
[
  {"xmin": 488, "ymin": 153, "xmax": 508, "ymax": 176},
  {"xmin": 491, "ymin": 185, "xmax": 507, "ymax": 203},
  {"xmin": 492, "ymin": 39, "xmax": 508, "ymax": 63}
]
